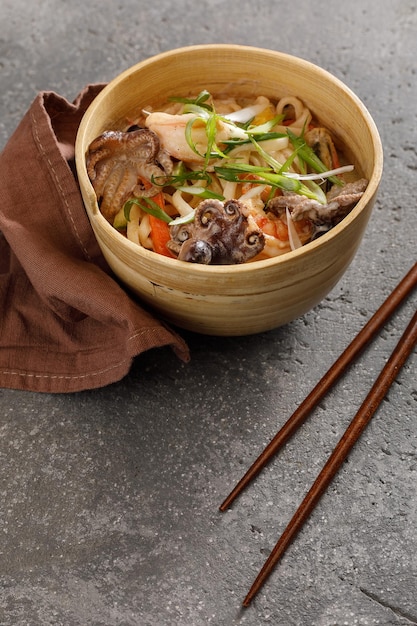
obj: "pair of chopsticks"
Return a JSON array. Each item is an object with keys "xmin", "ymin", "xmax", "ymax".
[{"xmin": 219, "ymin": 261, "xmax": 417, "ymax": 607}]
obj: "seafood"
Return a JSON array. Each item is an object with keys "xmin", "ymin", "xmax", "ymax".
[
  {"xmin": 267, "ymin": 178, "xmax": 369, "ymax": 234},
  {"xmin": 167, "ymin": 199, "xmax": 265, "ymax": 264},
  {"xmin": 145, "ymin": 111, "xmax": 242, "ymax": 164},
  {"xmin": 86, "ymin": 128, "xmax": 173, "ymax": 222},
  {"xmin": 86, "ymin": 92, "xmax": 367, "ymax": 263}
]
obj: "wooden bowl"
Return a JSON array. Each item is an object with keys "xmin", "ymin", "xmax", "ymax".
[{"xmin": 75, "ymin": 45, "xmax": 383, "ymax": 335}]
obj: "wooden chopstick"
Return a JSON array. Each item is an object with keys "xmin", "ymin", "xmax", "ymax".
[
  {"xmin": 220, "ymin": 261, "xmax": 417, "ymax": 512},
  {"xmin": 242, "ymin": 307, "xmax": 417, "ymax": 606},
  {"xmin": 218, "ymin": 262, "xmax": 417, "ymax": 607}
]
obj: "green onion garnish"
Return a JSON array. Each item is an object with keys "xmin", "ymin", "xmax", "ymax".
[
  {"xmin": 124, "ymin": 197, "xmax": 172, "ymax": 224},
  {"xmin": 177, "ymin": 185, "xmax": 224, "ymax": 200},
  {"xmin": 286, "ymin": 128, "xmax": 343, "ymax": 186},
  {"xmin": 214, "ymin": 162, "xmax": 327, "ymax": 203}
]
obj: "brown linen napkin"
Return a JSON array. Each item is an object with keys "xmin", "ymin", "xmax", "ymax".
[{"xmin": 0, "ymin": 85, "xmax": 189, "ymax": 393}]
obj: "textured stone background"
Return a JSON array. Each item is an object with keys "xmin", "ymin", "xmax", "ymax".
[{"xmin": 1, "ymin": 1, "xmax": 416, "ymax": 624}]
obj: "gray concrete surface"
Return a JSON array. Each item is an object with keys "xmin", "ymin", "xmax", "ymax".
[{"xmin": 1, "ymin": 1, "xmax": 416, "ymax": 624}]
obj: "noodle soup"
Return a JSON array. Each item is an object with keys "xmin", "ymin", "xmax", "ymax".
[
  {"xmin": 86, "ymin": 91, "xmax": 367, "ymax": 265},
  {"xmin": 76, "ymin": 45, "xmax": 382, "ymax": 335}
]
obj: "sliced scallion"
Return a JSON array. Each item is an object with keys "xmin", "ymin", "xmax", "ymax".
[
  {"xmin": 214, "ymin": 162, "xmax": 327, "ymax": 203},
  {"xmin": 169, "ymin": 90, "xmax": 213, "ymax": 111},
  {"xmin": 124, "ymin": 197, "xmax": 172, "ymax": 224},
  {"xmin": 168, "ymin": 211, "xmax": 196, "ymax": 226},
  {"xmin": 177, "ymin": 185, "xmax": 224, "ymax": 200},
  {"xmin": 287, "ymin": 128, "xmax": 343, "ymax": 186}
]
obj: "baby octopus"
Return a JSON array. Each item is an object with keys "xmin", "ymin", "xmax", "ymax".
[
  {"xmin": 86, "ymin": 128, "xmax": 173, "ymax": 223},
  {"xmin": 167, "ymin": 199, "xmax": 265, "ymax": 264},
  {"xmin": 267, "ymin": 178, "xmax": 368, "ymax": 237}
]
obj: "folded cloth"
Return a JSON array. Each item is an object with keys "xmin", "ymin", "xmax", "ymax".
[{"xmin": 0, "ymin": 85, "xmax": 189, "ymax": 393}]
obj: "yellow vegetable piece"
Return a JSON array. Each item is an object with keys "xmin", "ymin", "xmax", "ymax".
[
  {"xmin": 113, "ymin": 207, "xmax": 128, "ymax": 230},
  {"xmin": 252, "ymin": 106, "xmax": 275, "ymax": 126}
]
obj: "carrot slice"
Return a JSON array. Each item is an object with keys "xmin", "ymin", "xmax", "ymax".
[
  {"xmin": 149, "ymin": 214, "xmax": 175, "ymax": 258},
  {"xmin": 136, "ymin": 178, "xmax": 176, "ymax": 258},
  {"xmin": 147, "ymin": 189, "xmax": 176, "ymax": 258}
]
